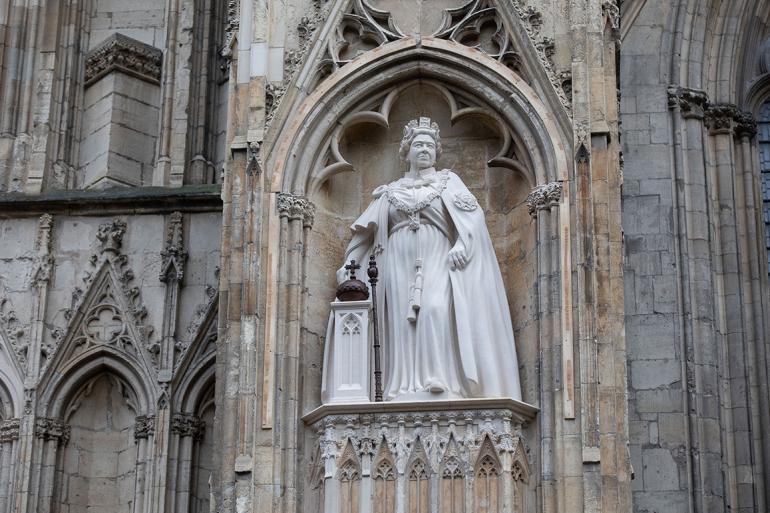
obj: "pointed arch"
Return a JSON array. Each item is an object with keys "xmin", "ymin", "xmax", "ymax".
[
  {"xmin": 405, "ymin": 437, "xmax": 431, "ymax": 513},
  {"xmin": 474, "ymin": 436, "xmax": 502, "ymax": 513},
  {"xmin": 268, "ymin": 37, "xmax": 569, "ymax": 194},
  {"xmin": 336, "ymin": 439, "xmax": 362, "ymax": 513},
  {"xmin": 439, "ymin": 435, "xmax": 466, "ymax": 513},
  {"xmin": 372, "ymin": 439, "xmax": 396, "ymax": 513}
]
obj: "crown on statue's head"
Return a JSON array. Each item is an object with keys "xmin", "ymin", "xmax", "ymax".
[{"xmin": 405, "ymin": 117, "xmax": 440, "ymax": 137}]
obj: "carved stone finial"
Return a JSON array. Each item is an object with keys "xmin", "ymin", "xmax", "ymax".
[
  {"xmin": 526, "ymin": 182, "xmax": 563, "ymax": 218},
  {"xmin": 96, "ymin": 219, "xmax": 127, "ymax": 254},
  {"xmin": 160, "ymin": 212, "xmax": 187, "ymax": 282}
]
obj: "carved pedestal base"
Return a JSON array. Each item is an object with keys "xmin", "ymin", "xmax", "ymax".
[{"xmin": 303, "ymin": 398, "xmax": 538, "ymax": 513}]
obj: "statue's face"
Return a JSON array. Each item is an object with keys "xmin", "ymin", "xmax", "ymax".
[{"xmin": 407, "ymin": 133, "xmax": 437, "ymax": 170}]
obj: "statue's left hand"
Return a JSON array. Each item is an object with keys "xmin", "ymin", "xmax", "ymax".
[{"xmin": 448, "ymin": 242, "xmax": 468, "ymax": 270}]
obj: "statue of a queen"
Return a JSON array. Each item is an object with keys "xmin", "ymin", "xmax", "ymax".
[{"xmin": 324, "ymin": 118, "xmax": 522, "ymax": 402}]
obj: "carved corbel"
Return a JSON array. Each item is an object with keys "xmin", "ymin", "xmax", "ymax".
[
  {"xmin": 526, "ymin": 182, "xmax": 563, "ymax": 218},
  {"xmin": 667, "ymin": 86, "xmax": 709, "ymax": 120}
]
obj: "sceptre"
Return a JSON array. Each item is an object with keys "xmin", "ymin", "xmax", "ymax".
[{"xmin": 368, "ymin": 255, "xmax": 384, "ymax": 402}]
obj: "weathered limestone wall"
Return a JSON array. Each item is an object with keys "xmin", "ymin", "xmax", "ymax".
[{"xmin": 621, "ymin": 1, "xmax": 770, "ymax": 512}]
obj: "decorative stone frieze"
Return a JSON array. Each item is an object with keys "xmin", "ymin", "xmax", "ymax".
[
  {"xmin": 171, "ymin": 413, "xmax": 205, "ymax": 440},
  {"xmin": 35, "ymin": 418, "xmax": 71, "ymax": 445},
  {"xmin": 134, "ymin": 415, "xmax": 155, "ymax": 440},
  {"xmin": 160, "ymin": 212, "xmax": 187, "ymax": 283},
  {"xmin": 276, "ymin": 192, "xmax": 316, "ymax": 228},
  {"xmin": 667, "ymin": 86, "xmax": 709, "ymax": 119},
  {"xmin": 304, "ymin": 399, "xmax": 536, "ymax": 513},
  {"xmin": 0, "ymin": 419, "xmax": 20, "ymax": 443},
  {"xmin": 84, "ymin": 33, "xmax": 163, "ymax": 87},
  {"xmin": 526, "ymin": 182, "xmax": 563, "ymax": 217}
]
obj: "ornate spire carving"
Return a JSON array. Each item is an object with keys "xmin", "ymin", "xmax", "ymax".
[{"xmin": 160, "ymin": 212, "xmax": 187, "ymax": 283}]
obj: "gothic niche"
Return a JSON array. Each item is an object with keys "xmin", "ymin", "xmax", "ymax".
[
  {"xmin": 56, "ymin": 373, "xmax": 141, "ymax": 513},
  {"xmin": 299, "ymin": 81, "xmax": 540, "ymax": 510}
]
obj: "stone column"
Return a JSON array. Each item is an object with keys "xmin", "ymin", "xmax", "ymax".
[
  {"xmin": 134, "ymin": 414, "xmax": 155, "ymax": 513},
  {"xmin": 30, "ymin": 417, "xmax": 70, "ymax": 513},
  {"xmin": 526, "ymin": 181, "xmax": 563, "ymax": 513},
  {"xmin": 0, "ymin": 419, "xmax": 20, "ymax": 513},
  {"xmin": 171, "ymin": 413, "xmax": 205, "ymax": 513}
]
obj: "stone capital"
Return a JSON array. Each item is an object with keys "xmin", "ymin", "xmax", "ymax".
[
  {"xmin": 704, "ymin": 103, "xmax": 738, "ymax": 134},
  {"xmin": 171, "ymin": 413, "xmax": 205, "ymax": 440},
  {"xmin": 134, "ymin": 415, "xmax": 155, "ymax": 440},
  {"xmin": 35, "ymin": 417, "xmax": 71, "ymax": 446},
  {"xmin": 277, "ymin": 192, "xmax": 316, "ymax": 228},
  {"xmin": 526, "ymin": 182, "xmax": 563, "ymax": 217},
  {"xmin": 0, "ymin": 418, "xmax": 20, "ymax": 443}
]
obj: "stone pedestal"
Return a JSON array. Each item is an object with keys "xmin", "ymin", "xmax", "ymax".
[
  {"xmin": 322, "ymin": 300, "xmax": 373, "ymax": 404},
  {"xmin": 303, "ymin": 398, "xmax": 538, "ymax": 513}
]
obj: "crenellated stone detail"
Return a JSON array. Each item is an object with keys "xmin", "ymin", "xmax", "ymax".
[
  {"xmin": 276, "ymin": 193, "xmax": 316, "ymax": 228},
  {"xmin": 84, "ymin": 33, "xmax": 163, "ymax": 87},
  {"xmin": 0, "ymin": 419, "xmax": 20, "ymax": 443},
  {"xmin": 35, "ymin": 418, "xmax": 71, "ymax": 445},
  {"xmin": 134, "ymin": 415, "xmax": 155, "ymax": 440},
  {"xmin": 171, "ymin": 413, "xmax": 205, "ymax": 440},
  {"xmin": 526, "ymin": 182, "xmax": 563, "ymax": 217}
]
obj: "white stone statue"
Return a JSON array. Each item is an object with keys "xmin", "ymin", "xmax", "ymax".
[{"xmin": 324, "ymin": 118, "xmax": 521, "ymax": 402}]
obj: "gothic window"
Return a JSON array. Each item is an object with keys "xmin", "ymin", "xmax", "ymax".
[{"xmin": 758, "ymin": 100, "xmax": 770, "ymax": 272}]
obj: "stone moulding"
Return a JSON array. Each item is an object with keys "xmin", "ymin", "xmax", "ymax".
[{"xmin": 84, "ymin": 33, "xmax": 163, "ymax": 87}]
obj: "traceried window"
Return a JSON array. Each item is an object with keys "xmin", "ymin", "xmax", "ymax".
[{"xmin": 758, "ymin": 100, "xmax": 770, "ymax": 272}]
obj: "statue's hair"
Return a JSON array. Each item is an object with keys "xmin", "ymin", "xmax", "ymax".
[{"xmin": 398, "ymin": 118, "xmax": 442, "ymax": 162}]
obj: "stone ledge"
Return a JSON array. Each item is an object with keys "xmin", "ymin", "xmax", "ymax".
[
  {"xmin": 302, "ymin": 397, "xmax": 539, "ymax": 426},
  {"xmin": 0, "ymin": 185, "xmax": 222, "ymax": 215}
]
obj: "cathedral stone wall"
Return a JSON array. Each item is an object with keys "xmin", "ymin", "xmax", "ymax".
[{"xmin": 0, "ymin": 0, "xmax": 768, "ymax": 512}]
